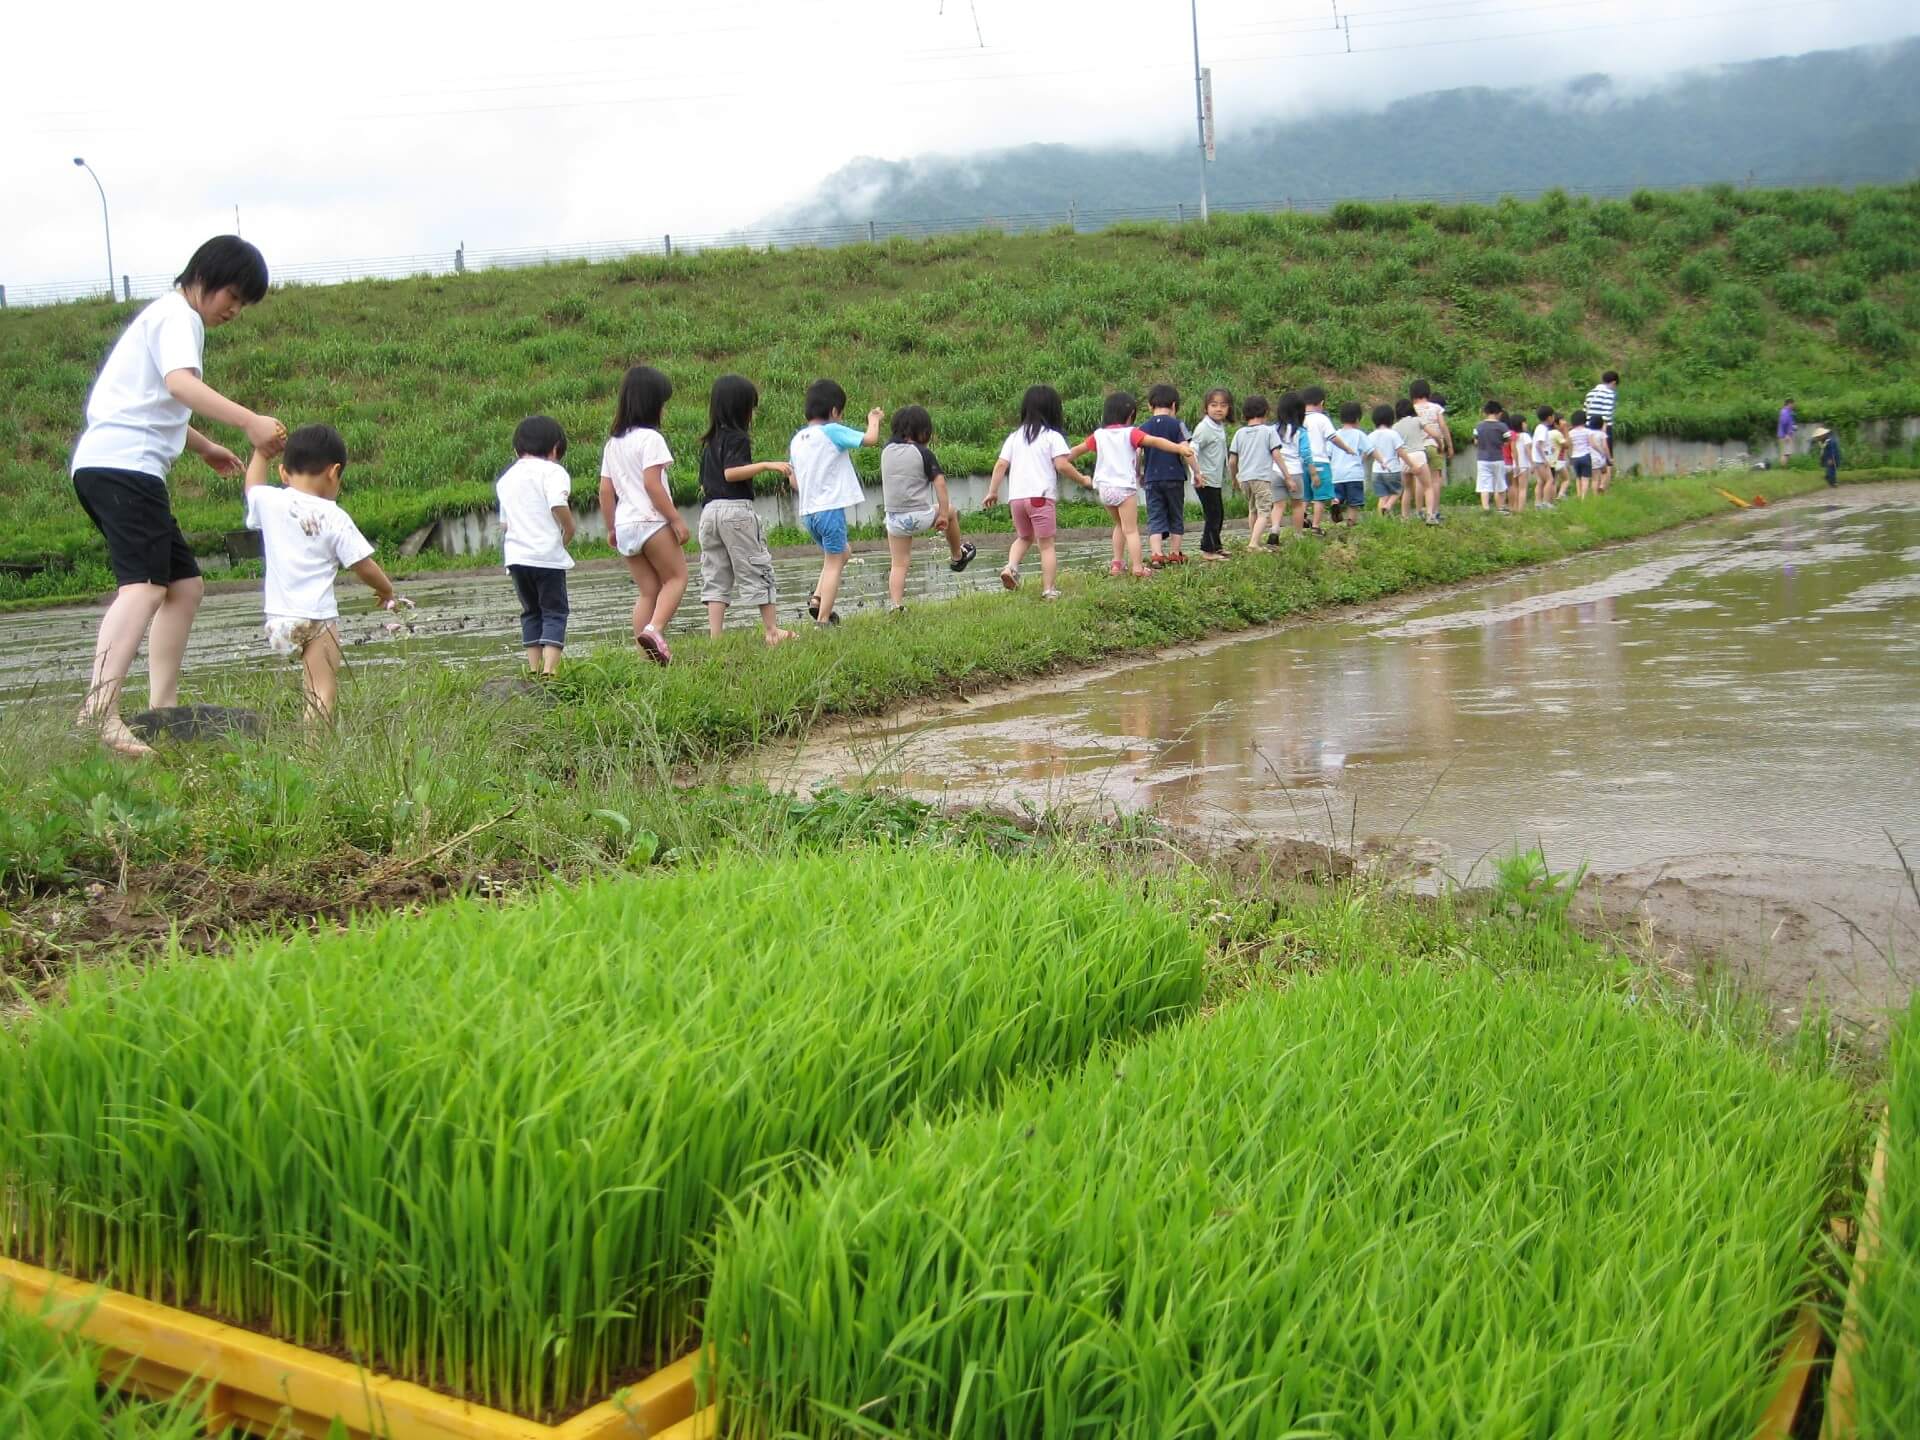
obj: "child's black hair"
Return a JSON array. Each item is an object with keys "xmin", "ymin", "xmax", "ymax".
[
  {"xmin": 1601, "ymin": 370, "xmax": 1619, "ymax": 385},
  {"xmin": 612, "ymin": 365, "xmax": 673, "ymax": 436},
  {"xmin": 1536, "ymin": 405, "xmax": 1556, "ymax": 422},
  {"xmin": 175, "ymin": 235, "xmax": 269, "ymax": 305},
  {"xmin": 890, "ymin": 404, "xmax": 934, "ymax": 445},
  {"xmin": 1101, "ymin": 391, "xmax": 1138, "ymax": 427},
  {"xmin": 1018, "ymin": 385, "xmax": 1067, "ymax": 443},
  {"xmin": 804, "ymin": 378, "xmax": 849, "ymax": 422},
  {"xmin": 512, "ymin": 415, "xmax": 567, "ymax": 460},
  {"xmin": 1432, "ymin": 392, "xmax": 1450, "ymax": 409},
  {"xmin": 1147, "ymin": 383, "xmax": 1180, "ymax": 411},
  {"xmin": 1338, "ymin": 400, "xmax": 1364, "ymax": 425},
  {"xmin": 1482, "ymin": 398, "xmax": 1505, "ymax": 416},
  {"xmin": 283, "ymin": 424, "xmax": 348, "ymax": 475},
  {"xmin": 703, "ymin": 374, "xmax": 759, "ymax": 445},
  {"xmin": 1570, "ymin": 409, "xmax": 1589, "ymax": 427},
  {"xmin": 1301, "ymin": 385, "xmax": 1328, "ymax": 408},
  {"xmin": 1241, "ymin": 393, "xmax": 1270, "ymax": 422},
  {"xmin": 1394, "ymin": 397, "xmax": 1415, "ymax": 420},
  {"xmin": 1409, "ymin": 378, "xmax": 1432, "ymax": 401},
  {"xmin": 1274, "ymin": 391, "xmax": 1304, "ymax": 429},
  {"xmin": 1204, "ymin": 387, "xmax": 1236, "ymax": 424},
  {"xmin": 1370, "ymin": 402, "xmax": 1395, "ymax": 428}
]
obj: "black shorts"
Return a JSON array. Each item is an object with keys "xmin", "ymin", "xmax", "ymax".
[{"xmin": 73, "ymin": 467, "xmax": 201, "ymax": 586}]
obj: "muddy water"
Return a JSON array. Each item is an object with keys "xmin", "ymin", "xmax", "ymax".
[
  {"xmin": 787, "ymin": 485, "xmax": 1920, "ymax": 1028},
  {"xmin": 0, "ymin": 538, "xmax": 1115, "ymax": 702}
]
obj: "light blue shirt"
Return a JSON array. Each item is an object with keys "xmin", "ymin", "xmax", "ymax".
[
  {"xmin": 1332, "ymin": 426, "xmax": 1368, "ymax": 485},
  {"xmin": 821, "ymin": 422, "xmax": 865, "ymax": 450}
]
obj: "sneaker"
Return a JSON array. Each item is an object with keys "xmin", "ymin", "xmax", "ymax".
[
  {"xmin": 1264, "ymin": 532, "xmax": 1281, "ymax": 546},
  {"xmin": 814, "ymin": 612, "xmax": 842, "ymax": 627},
  {"xmin": 999, "ymin": 567, "xmax": 1020, "ymax": 591},
  {"xmin": 1041, "ymin": 587, "xmax": 1063, "ymax": 601},
  {"xmin": 949, "ymin": 542, "xmax": 977, "ymax": 573},
  {"xmin": 637, "ymin": 627, "xmax": 671, "ymax": 666}
]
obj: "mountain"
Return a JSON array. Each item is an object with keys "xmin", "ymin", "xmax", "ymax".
[{"xmin": 770, "ymin": 40, "xmax": 1920, "ymax": 226}]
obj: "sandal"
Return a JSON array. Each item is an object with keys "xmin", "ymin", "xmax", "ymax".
[
  {"xmin": 999, "ymin": 567, "xmax": 1020, "ymax": 591},
  {"xmin": 950, "ymin": 542, "xmax": 978, "ymax": 573},
  {"xmin": 1041, "ymin": 588, "xmax": 1063, "ymax": 601},
  {"xmin": 807, "ymin": 593, "xmax": 822, "ymax": 620},
  {"xmin": 637, "ymin": 627, "xmax": 672, "ymax": 666},
  {"xmin": 1109, "ymin": 559, "xmax": 1124, "ymax": 577}
]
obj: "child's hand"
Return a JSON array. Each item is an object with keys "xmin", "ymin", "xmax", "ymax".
[
  {"xmin": 1180, "ymin": 443, "xmax": 1197, "ymax": 458},
  {"xmin": 200, "ymin": 443, "xmax": 245, "ymax": 478},
  {"xmin": 770, "ymin": 461, "xmax": 795, "ymax": 482},
  {"xmin": 670, "ymin": 518, "xmax": 690, "ymax": 546},
  {"xmin": 244, "ymin": 414, "xmax": 286, "ymax": 451},
  {"xmin": 380, "ymin": 595, "xmax": 414, "ymax": 612},
  {"xmin": 981, "ymin": 493, "xmax": 1000, "ymax": 510},
  {"xmin": 868, "ymin": 407, "xmax": 885, "ymax": 426}
]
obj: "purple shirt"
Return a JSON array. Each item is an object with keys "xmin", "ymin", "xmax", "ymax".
[{"xmin": 1778, "ymin": 405, "xmax": 1796, "ymax": 439}]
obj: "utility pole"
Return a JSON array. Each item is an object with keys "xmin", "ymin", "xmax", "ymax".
[
  {"xmin": 72, "ymin": 158, "xmax": 115, "ymax": 302},
  {"xmin": 1189, "ymin": 0, "xmax": 1210, "ymax": 222}
]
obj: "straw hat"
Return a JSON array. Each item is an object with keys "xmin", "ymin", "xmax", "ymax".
[{"xmin": 1810, "ymin": 426, "xmax": 1832, "ymax": 439}]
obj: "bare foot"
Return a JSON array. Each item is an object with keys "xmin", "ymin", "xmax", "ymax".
[
  {"xmin": 86, "ymin": 716, "xmax": 154, "ymax": 759},
  {"xmin": 764, "ymin": 628, "xmax": 797, "ymax": 647}
]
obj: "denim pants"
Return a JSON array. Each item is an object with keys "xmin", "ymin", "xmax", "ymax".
[
  {"xmin": 1145, "ymin": 480, "xmax": 1187, "ymax": 537},
  {"xmin": 509, "ymin": 564, "xmax": 570, "ymax": 648}
]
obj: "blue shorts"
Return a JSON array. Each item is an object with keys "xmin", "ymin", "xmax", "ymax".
[
  {"xmin": 803, "ymin": 507, "xmax": 850, "ymax": 554},
  {"xmin": 1307, "ymin": 462, "xmax": 1335, "ymax": 504},
  {"xmin": 1370, "ymin": 472, "xmax": 1404, "ymax": 499},
  {"xmin": 1145, "ymin": 479, "xmax": 1187, "ymax": 537},
  {"xmin": 1335, "ymin": 480, "xmax": 1366, "ymax": 510}
]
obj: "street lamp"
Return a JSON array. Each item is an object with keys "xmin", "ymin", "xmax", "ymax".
[
  {"xmin": 72, "ymin": 157, "xmax": 115, "ymax": 301},
  {"xmin": 1189, "ymin": 1, "xmax": 1210, "ymax": 222}
]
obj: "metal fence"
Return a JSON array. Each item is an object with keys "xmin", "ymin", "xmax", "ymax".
[{"xmin": 2, "ymin": 171, "xmax": 1904, "ymax": 310}]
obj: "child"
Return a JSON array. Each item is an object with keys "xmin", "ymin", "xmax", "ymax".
[
  {"xmin": 1818, "ymin": 426, "xmax": 1841, "ymax": 487},
  {"xmin": 243, "ymin": 424, "xmax": 404, "ymax": 723},
  {"xmin": 1330, "ymin": 402, "xmax": 1369, "ymax": 527},
  {"xmin": 1298, "ymin": 386, "xmax": 1349, "ymax": 535},
  {"xmin": 1393, "ymin": 399, "xmax": 1436, "ymax": 525},
  {"xmin": 790, "ymin": 378, "xmax": 883, "ymax": 627},
  {"xmin": 71, "ymin": 235, "xmax": 281, "ymax": 756},
  {"xmin": 1228, "ymin": 395, "xmax": 1281, "ymax": 550},
  {"xmin": 1567, "ymin": 409, "xmax": 1598, "ymax": 499},
  {"xmin": 1138, "ymin": 384, "xmax": 1195, "ymax": 564},
  {"xmin": 1504, "ymin": 412, "xmax": 1531, "ymax": 513},
  {"xmin": 881, "ymin": 405, "xmax": 978, "ymax": 611},
  {"xmin": 601, "ymin": 364, "xmax": 690, "ymax": 663},
  {"xmin": 496, "ymin": 414, "xmax": 575, "ymax": 676},
  {"xmin": 1271, "ymin": 390, "xmax": 1307, "ymax": 539},
  {"xmin": 1532, "ymin": 407, "xmax": 1562, "ymax": 509},
  {"xmin": 1366, "ymin": 403, "xmax": 1410, "ymax": 517},
  {"xmin": 697, "ymin": 373, "xmax": 795, "ymax": 646},
  {"xmin": 1410, "ymin": 379, "xmax": 1451, "ymax": 521},
  {"xmin": 1191, "ymin": 388, "xmax": 1233, "ymax": 560},
  {"xmin": 1070, "ymin": 391, "xmax": 1190, "ymax": 578},
  {"xmin": 1475, "ymin": 400, "xmax": 1512, "ymax": 512},
  {"xmin": 982, "ymin": 384, "xmax": 1092, "ymax": 598}
]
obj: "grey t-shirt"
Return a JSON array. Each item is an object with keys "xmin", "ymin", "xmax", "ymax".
[
  {"xmin": 1230, "ymin": 423, "xmax": 1279, "ymax": 482},
  {"xmin": 1191, "ymin": 416, "xmax": 1228, "ymax": 488},
  {"xmin": 880, "ymin": 441, "xmax": 943, "ymax": 514}
]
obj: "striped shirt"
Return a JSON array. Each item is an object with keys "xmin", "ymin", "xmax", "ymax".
[{"xmin": 1583, "ymin": 383, "xmax": 1617, "ymax": 424}]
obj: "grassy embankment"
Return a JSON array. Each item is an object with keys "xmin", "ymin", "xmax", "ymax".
[
  {"xmin": 3, "ymin": 182, "xmax": 1917, "ymax": 605},
  {"xmin": 0, "ymin": 465, "xmax": 1899, "ymax": 973}
]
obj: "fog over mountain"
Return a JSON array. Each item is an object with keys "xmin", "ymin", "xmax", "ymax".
[{"xmin": 771, "ymin": 41, "xmax": 1920, "ymax": 226}]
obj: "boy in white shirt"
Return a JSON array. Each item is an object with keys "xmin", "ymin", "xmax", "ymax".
[
  {"xmin": 1365, "ymin": 404, "xmax": 1412, "ymax": 517},
  {"xmin": 1532, "ymin": 407, "xmax": 1563, "ymax": 508},
  {"xmin": 244, "ymin": 425, "xmax": 406, "ymax": 723},
  {"xmin": 495, "ymin": 415, "xmax": 576, "ymax": 675},
  {"xmin": 789, "ymin": 377, "xmax": 883, "ymax": 625}
]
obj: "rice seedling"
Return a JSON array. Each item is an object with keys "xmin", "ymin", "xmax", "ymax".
[
  {"xmin": 708, "ymin": 963, "xmax": 1859, "ymax": 1438},
  {"xmin": 0, "ymin": 849, "xmax": 1205, "ymax": 1421},
  {"xmin": 1852, "ymin": 995, "xmax": 1920, "ymax": 1436},
  {"xmin": 0, "ymin": 1297, "xmax": 210, "ymax": 1440}
]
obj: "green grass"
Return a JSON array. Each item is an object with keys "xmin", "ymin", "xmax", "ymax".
[
  {"xmin": 0, "ymin": 849, "xmax": 1205, "ymax": 1421},
  {"xmin": 1856, "ymin": 995, "xmax": 1920, "ymax": 1437},
  {"xmin": 0, "ymin": 469, "xmax": 1895, "ymax": 914},
  {"xmin": 707, "ymin": 957, "xmax": 1859, "ymax": 1437},
  {"xmin": 0, "ymin": 1299, "xmax": 209, "ymax": 1440},
  {"xmin": 4, "ymin": 183, "xmax": 1917, "ymax": 580}
]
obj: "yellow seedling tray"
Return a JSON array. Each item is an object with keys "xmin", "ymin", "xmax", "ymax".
[
  {"xmin": 1820, "ymin": 1120, "xmax": 1891, "ymax": 1440},
  {"xmin": 0, "ymin": 1255, "xmax": 702, "ymax": 1440}
]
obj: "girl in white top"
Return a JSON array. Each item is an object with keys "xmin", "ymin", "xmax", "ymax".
[
  {"xmin": 1507, "ymin": 415, "xmax": 1534, "ymax": 513},
  {"xmin": 68, "ymin": 236, "xmax": 283, "ymax": 757},
  {"xmin": 982, "ymin": 385, "xmax": 1093, "ymax": 599},
  {"xmin": 599, "ymin": 365, "xmax": 688, "ymax": 665},
  {"xmin": 1068, "ymin": 390, "xmax": 1192, "ymax": 579},
  {"xmin": 1532, "ymin": 409, "xmax": 1562, "ymax": 508}
]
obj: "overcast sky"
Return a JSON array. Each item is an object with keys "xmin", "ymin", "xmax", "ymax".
[{"xmin": 7, "ymin": 0, "xmax": 1916, "ymax": 290}]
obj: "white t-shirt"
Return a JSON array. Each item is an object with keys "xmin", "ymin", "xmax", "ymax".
[
  {"xmin": 1413, "ymin": 399, "xmax": 1447, "ymax": 452},
  {"xmin": 789, "ymin": 422, "xmax": 866, "ymax": 516},
  {"xmin": 496, "ymin": 456, "xmax": 574, "ymax": 570},
  {"xmin": 245, "ymin": 485, "xmax": 375, "ymax": 621},
  {"xmin": 1533, "ymin": 424, "xmax": 1558, "ymax": 466},
  {"xmin": 1368, "ymin": 426, "xmax": 1404, "ymax": 473},
  {"xmin": 1301, "ymin": 411, "xmax": 1337, "ymax": 467},
  {"xmin": 1274, "ymin": 423, "xmax": 1301, "ymax": 477},
  {"xmin": 1569, "ymin": 426, "xmax": 1597, "ymax": 460},
  {"xmin": 70, "ymin": 292, "xmax": 206, "ymax": 480},
  {"xmin": 998, "ymin": 427, "xmax": 1071, "ymax": 501},
  {"xmin": 1085, "ymin": 426, "xmax": 1144, "ymax": 492},
  {"xmin": 601, "ymin": 429, "xmax": 674, "ymax": 526}
]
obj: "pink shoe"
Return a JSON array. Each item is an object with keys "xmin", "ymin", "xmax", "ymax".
[
  {"xmin": 637, "ymin": 627, "xmax": 671, "ymax": 666},
  {"xmin": 1109, "ymin": 559, "xmax": 1123, "ymax": 576}
]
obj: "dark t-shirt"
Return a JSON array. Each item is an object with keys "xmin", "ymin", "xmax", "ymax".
[
  {"xmin": 1473, "ymin": 420, "xmax": 1510, "ymax": 463},
  {"xmin": 699, "ymin": 428, "xmax": 756, "ymax": 502},
  {"xmin": 1138, "ymin": 414, "xmax": 1190, "ymax": 484}
]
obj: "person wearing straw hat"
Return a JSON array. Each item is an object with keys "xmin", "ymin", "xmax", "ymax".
[{"xmin": 1813, "ymin": 426, "xmax": 1840, "ymax": 488}]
